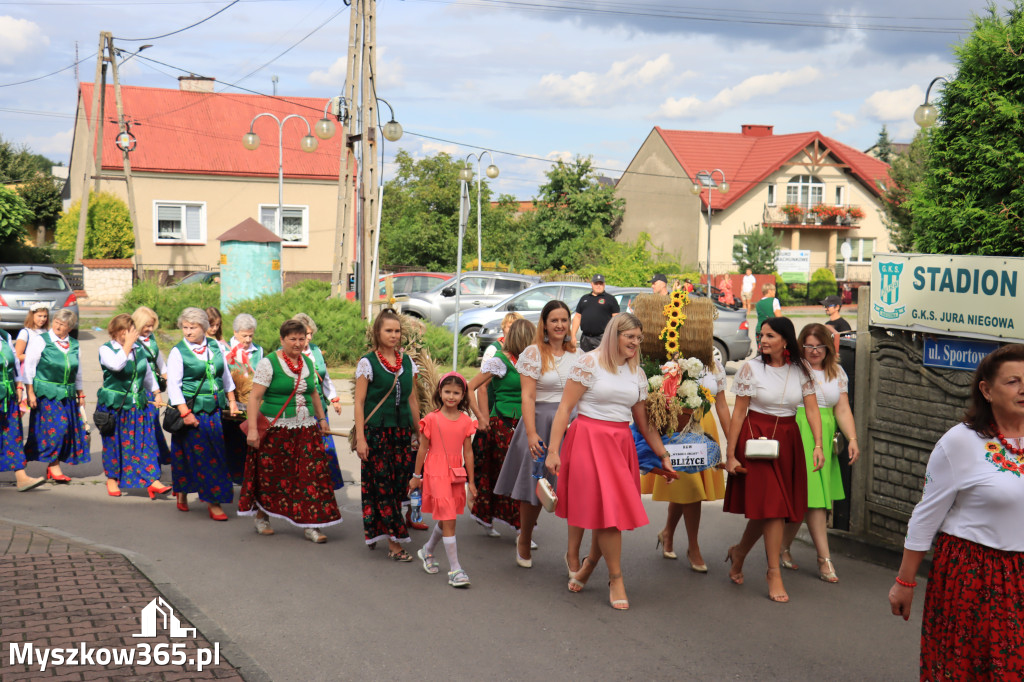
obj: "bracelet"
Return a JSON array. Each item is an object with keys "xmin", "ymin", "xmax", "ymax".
[
  {"xmin": 411, "ymin": 473, "xmax": 422, "ymax": 479},
  {"xmin": 330, "ymin": 398, "xmax": 340, "ymax": 404},
  {"xmin": 813, "ymin": 444, "xmax": 823, "ymax": 450},
  {"xmin": 894, "ymin": 576, "xmax": 917, "ymax": 588}
]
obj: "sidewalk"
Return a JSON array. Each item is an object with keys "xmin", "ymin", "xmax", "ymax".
[{"xmin": 0, "ymin": 519, "xmax": 248, "ymax": 681}]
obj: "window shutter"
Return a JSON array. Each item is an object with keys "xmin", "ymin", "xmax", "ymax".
[{"xmin": 185, "ymin": 205, "xmax": 202, "ymax": 241}]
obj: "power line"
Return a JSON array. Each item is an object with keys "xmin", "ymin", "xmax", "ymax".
[
  {"xmin": 229, "ymin": 5, "xmax": 347, "ymax": 85},
  {"xmin": 115, "ymin": 0, "xmax": 241, "ymax": 41},
  {"xmin": 0, "ymin": 53, "xmax": 96, "ymax": 88}
]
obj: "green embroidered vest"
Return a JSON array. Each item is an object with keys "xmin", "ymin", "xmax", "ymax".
[
  {"xmin": 308, "ymin": 343, "xmax": 328, "ymax": 401},
  {"xmin": 175, "ymin": 339, "xmax": 226, "ymax": 413},
  {"xmin": 259, "ymin": 353, "xmax": 316, "ymax": 419},
  {"xmin": 135, "ymin": 337, "xmax": 161, "ymax": 378},
  {"xmin": 33, "ymin": 334, "xmax": 79, "ymax": 400},
  {"xmin": 490, "ymin": 352, "xmax": 522, "ymax": 419},
  {"xmin": 363, "ymin": 351, "xmax": 414, "ymax": 429},
  {"xmin": 0, "ymin": 329, "xmax": 17, "ymax": 406},
  {"xmin": 97, "ymin": 341, "xmax": 146, "ymax": 409}
]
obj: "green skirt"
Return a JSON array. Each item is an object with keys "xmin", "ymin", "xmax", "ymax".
[{"xmin": 796, "ymin": 406, "xmax": 845, "ymax": 509}]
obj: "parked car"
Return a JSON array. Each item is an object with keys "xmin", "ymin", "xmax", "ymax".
[
  {"xmin": 170, "ymin": 270, "xmax": 220, "ymax": 286},
  {"xmin": 379, "ymin": 271, "xmax": 450, "ymax": 297},
  {"xmin": 0, "ymin": 265, "xmax": 79, "ymax": 337},
  {"xmin": 401, "ymin": 272, "xmax": 541, "ymax": 327}
]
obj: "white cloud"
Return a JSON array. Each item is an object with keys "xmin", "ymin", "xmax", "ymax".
[
  {"xmin": 0, "ymin": 16, "xmax": 47, "ymax": 65},
  {"xmin": 23, "ymin": 128, "xmax": 73, "ymax": 159},
  {"xmin": 861, "ymin": 85, "xmax": 924, "ymax": 122},
  {"xmin": 422, "ymin": 140, "xmax": 460, "ymax": 155},
  {"xmin": 307, "ymin": 57, "xmax": 346, "ymax": 88},
  {"xmin": 535, "ymin": 53, "xmax": 680, "ymax": 107},
  {"xmin": 656, "ymin": 66, "xmax": 820, "ymax": 119},
  {"xmin": 832, "ymin": 110, "xmax": 858, "ymax": 133},
  {"xmin": 545, "ymin": 150, "xmax": 574, "ymax": 163}
]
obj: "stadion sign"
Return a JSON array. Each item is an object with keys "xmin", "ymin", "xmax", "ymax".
[{"xmin": 870, "ymin": 253, "xmax": 1024, "ymax": 343}]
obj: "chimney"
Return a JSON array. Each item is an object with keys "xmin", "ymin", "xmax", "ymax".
[
  {"xmin": 741, "ymin": 124, "xmax": 773, "ymax": 137},
  {"xmin": 178, "ymin": 75, "xmax": 215, "ymax": 93}
]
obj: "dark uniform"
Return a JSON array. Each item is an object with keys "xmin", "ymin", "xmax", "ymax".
[
  {"xmin": 826, "ymin": 316, "xmax": 852, "ymax": 334},
  {"xmin": 575, "ymin": 292, "xmax": 620, "ymax": 351}
]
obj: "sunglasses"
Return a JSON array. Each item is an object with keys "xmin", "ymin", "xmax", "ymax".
[{"xmin": 803, "ymin": 344, "xmax": 828, "ymax": 352}]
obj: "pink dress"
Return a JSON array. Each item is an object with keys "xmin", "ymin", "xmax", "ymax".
[{"xmin": 419, "ymin": 411, "xmax": 477, "ymax": 521}]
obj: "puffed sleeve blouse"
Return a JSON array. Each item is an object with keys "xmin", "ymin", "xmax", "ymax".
[
  {"xmin": 732, "ymin": 357, "xmax": 815, "ymax": 417},
  {"xmin": 568, "ymin": 352, "xmax": 647, "ymax": 422}
]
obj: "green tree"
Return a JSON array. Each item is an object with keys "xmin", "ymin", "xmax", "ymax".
[
  {"xmin": 881, "ymin": 130, "xmax": 930, "ymax": 252},
  {"xmin": 0, "ymin": 134, "xmax": 55, "ymax": 183},
  {"xmin": 908, "ymin": 2, "xmax": 1024, "ymax": 256},
  {"xmin": 54, "ymin": 192, "xmax": 134, "ymax": 261},
  {"xmin": 732, "ymin": 224, "xmax": 780, "ymax": 273},
  {"xmin": 17, "ymin": 175, "xmax": 63, "ymax": 240},
  {"xmin": 873, "ymin": 125, "xmax": 896, "ymax": 164},
  {"xmin": 0, "ymin": 186, "xmax": 33, "ymax": 244},
  {"xmin": 575, "ymin": 232, "xmax": 678, "ymax": 287},
  {"xmin": 530, "ymin": 156, "xmax": 624, "ymax": 270}
]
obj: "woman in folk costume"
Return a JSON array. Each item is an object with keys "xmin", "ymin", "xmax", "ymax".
[
  {"xmin": 132, "ymin": 306, "xmax": 171, "ymax": 466},
  {"xmin": 0, "ymin": 324, "xmax": 44, "ymax": 492},
  {"xmin": 293, "ymin": 313, "xmax": 346, "ymax": 494},
  {"xmin": 222, "ymin": 313, "xmax": 264, "ymax": 485}
]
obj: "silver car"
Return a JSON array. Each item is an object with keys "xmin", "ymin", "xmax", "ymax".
[
  {"xmin": 401, "ymin": 271, "xmax": 540, "ymax": 326},
  {"xmin": 0, "ymin": 265, "xmax": 80, "ymax": 336}
]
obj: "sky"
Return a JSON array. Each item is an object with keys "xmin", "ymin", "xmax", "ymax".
[{"xmin": 0, "ymin": 0, "xmax": 1007, "ymax": 199}]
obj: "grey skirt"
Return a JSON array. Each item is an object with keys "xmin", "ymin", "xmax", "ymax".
[{"xmin": 494, "ymin": 401, "xmax": 561, "ymax": 505}]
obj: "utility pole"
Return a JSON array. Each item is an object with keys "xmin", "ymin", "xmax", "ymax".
[
  {"xmin": 330, "ymin": 4, "xmax": 362, "ymax": 301},
  {"xmin": 75, "ymin": 31, "xmax": 108, "ymax": 263},
  {"xmin": 108, "ymin": 39, "xmax": 143, "ymax": 276},
  {"xmin": 358, "ymin": 0, "xmax": 379, "ymax": 321}
]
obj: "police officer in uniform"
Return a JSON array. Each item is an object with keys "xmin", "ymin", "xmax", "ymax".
[{"xmin": 571, "ymin": 274, "xmax": 620, "ymax": 352}]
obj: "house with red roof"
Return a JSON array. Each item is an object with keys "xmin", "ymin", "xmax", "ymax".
[
  {"xmin": 615, "ymin": 125, "xmax": 891, "ymax": 282},
  {"xmin": 67, "ymin": 77, "xmax": 349, "ymax": 281}
]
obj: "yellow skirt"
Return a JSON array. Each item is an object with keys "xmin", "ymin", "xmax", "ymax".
[{"xmin": 641, "ymin": 410, "xmax": 726, "ymax": 504}]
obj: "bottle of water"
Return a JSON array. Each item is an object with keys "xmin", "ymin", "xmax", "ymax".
[{"xmin": 409, "ymin": 488, "xmax": 422, "ymax": 524}]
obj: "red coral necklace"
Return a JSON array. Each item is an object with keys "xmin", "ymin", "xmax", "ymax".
[
  {"xmin": 996, "ymin": 430, "xmax": 1024, "ymax": 457},
  {"xmin": 281, "ymin": 351, "xmax": 304, "ymax": 375},
  {"xmin": 377, "ymin": 349, "xmax": 402, "ymax": 373}
]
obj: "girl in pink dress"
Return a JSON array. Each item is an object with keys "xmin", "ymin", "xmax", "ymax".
[{"xmin": 409, "ymin": 372, "xmax": 478, "ymax": 588}]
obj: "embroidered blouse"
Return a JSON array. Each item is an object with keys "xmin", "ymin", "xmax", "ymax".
[
  {"xmin": 808, "ymin": 367, "xmax": 849, "ymax": 409},
  {"xmin": 732, "ymin": 357, "xmax": 815, "ymax": 417},
  {"xmin": 253, "ymin": 355, "xmax": 317, "ymax": 429},
  {"xmin": 567, "ymin": 351, "xmax": 647, "ymax": 422},
  {"xmin": 516, "ymin": 344, "xmax": 581, "ymax": 404}
]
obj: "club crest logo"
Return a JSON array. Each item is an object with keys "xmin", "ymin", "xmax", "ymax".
[{"xmin": 874, "ymin": 261, "xmax": 905, "ymax": 320}]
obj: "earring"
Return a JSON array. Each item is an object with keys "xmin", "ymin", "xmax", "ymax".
[{"xmin": 544, "ymin": 335, "xmax": 549, "ymax": 343}]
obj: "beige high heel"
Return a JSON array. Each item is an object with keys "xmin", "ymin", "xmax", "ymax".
[
  {"xmin": 608, "ymin": 573, "xmax": 629, "ymax": 611},
  {"xmin": 656, "ymin": 530, "xmax": 677, "ymax": 559},
  {"xmin": 780, "ymin": 546, "xmax": 799, "ymax": 570},
  {"xmin": 817, "ymin": 556, "xmax": 839, "ymax": 583}
]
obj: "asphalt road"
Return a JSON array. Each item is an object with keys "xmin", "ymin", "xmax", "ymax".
[{"xmin": 0, "ymin": 318, "xmax": 923, "ymax": 682}]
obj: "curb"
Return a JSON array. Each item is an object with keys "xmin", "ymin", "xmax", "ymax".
[{"xmin": 0, "ymin": 516, "xmax": 272, "ymax": 682}]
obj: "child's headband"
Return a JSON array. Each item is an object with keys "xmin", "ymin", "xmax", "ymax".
[{"xmin": 438, "ymin": 371, "xmax": 467, "ymax": 390}]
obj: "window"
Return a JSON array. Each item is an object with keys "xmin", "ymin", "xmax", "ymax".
[
  {"xmin": 835, "ymin": 186, "xmax": 845, "ymax": 206},
  {"xmin": 154, "ymin": 202, "xmax": 205, "ymax": 243},
  {"xmin": 767, "ymin": 184, "xmax": 776, "ymax": 206},
  {"xmin": 507, "ymin": 287, "xmax": 557, "ymax": 312},
  {"xmin": 838, "ymin": 237, "xmax": 876, "ymax": 263},
  {"xmin": 561, "ymin": 285, "xmax": 588, "ymax": 309},
  {"xmin": 785, "ymin": 175, "xmax": 823, "ymax": 208},
  {"xmin": 459, "ymin": 276, "xmax": 490, "ymax": 294},
  {"xmin": 259, "ymin": 204, "xmax": 309, "ymax": 246},
  {"xmin": 1, "ymin": 272, "xmax": 67, "ymax": 292},
  {"xmin": 492, "ymin": 278, "xmax": 527, "ymax": 295}
]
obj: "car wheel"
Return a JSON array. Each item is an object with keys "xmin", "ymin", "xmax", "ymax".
[
  {"xmin": 462, "ymin": 325, "xmax": 482, "ymax": 349},
  {"xmin": 713, "ymin": 339, "xmax": 727, "ymax": 367}
]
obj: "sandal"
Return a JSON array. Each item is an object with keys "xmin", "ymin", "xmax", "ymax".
[
  {"xmin": 387, "ymin": 548, "xmax": 413, "ymax": 562},
  {"xmin": 417, "ymin": 548, "xmax": 439, "ymax": 574},
  {"xmin": 817, "ymin": 556, "xmax": 839, "ymax": 583},
  {"xmin": 766, "ymin": 567, "xmax": 790, "ymax": 603},
  {"xmin": 780, "ymin": 546, "xmax": 799, "ymax": 571},
  {"xmin": 725, "ymin": 545, "xmax": 744, "ymax": 585},
  {"xmin": 568, "ymin": 556, "xmax": 592, "ymax": 593},
  {"xmin": 608, "ymin": 573, "xmax": 629, "ymax": 611}
]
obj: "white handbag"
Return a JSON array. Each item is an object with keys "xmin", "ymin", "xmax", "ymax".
[
  {"xmin": 743, "ymin": 365, "xmax": 789, "ymax": 460},
  {"xmin": 533, "ymin": 456, "xmax": 557, "ymax": 513}
]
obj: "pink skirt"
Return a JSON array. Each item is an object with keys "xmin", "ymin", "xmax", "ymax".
[{"xmin": 555, "ymin": 415, "xmax": 648, "ymax": 531}]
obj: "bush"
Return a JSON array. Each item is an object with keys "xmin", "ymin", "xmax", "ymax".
[
  {"xmin": 54, "ymin": 192, "xmax": 134, "ymax": 261},
  {"xmin": 809, "ymin": 268, "xmax": 837, "ymax": 304},
  {"xmin": 116, "ymin": 280, "xmax": 221, "ymax": 328},
  {"xmin": 421, "ymin": 323, "xmax": 478, "ymax": 369}
]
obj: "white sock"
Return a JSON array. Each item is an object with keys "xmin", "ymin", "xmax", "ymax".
[
  {"xmin": 443, "ymin": 535, "xmax": 461, "ymax": 572},
  {"xmin": 423, "ymin": 524, "xmax": 443, "ymax": 555}
]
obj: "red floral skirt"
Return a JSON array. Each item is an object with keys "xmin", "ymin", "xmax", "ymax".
[
  {"xmin": 470, "ymin": 415, "xmax": 521, "ymax": 529},
  {"xmin": 921, "ymin": 533, "xmax": 1024, "ymax": 680}
]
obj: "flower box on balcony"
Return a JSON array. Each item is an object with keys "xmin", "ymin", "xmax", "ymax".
[{"xmin": 781, "ymin": 204, "xmax": 805, "ymax": 224}]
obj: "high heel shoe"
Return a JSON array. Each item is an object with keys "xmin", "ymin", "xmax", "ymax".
[
  {"xmin": 656, "ymin": 530, "xmax": 677, "ymax": 560},
  {"xmin": 147, "ymin": 482, "xmax": 172, "ymax": 500},
  {"xmin": 724, "ymin": 545, "xmax": 744, "ymax": 585},
  {"xmin": 780, "ymin": 546, "xmax": 799, "ymax": 570},
  {"xmin": 686, "ymin": 549, "xmax": 708, "ymax": 573},
  {"xmin": 208, "ymin": 506, "xmax": 228, "ymax": 522},
  {"xmin": 176, "ymin": 495, "xmax": 190, "ymax": 513},
  {"xmin": 46, "ymin": 468, "xmax": 71, "ymax": 484},
  {"xmin": 766, "ymin": 567, "xmax": 790, "ymax": 603},
  {"xmin": 817, "ymin": 556, "xmax": 839, "ymax": 583},
  {"xmin": 608, "ymin": 573, "xmax": 629, "ymax": 611},
  {"xmin": 106, "ymin": 480, "xmax": 123, "ymax": 497},
  {"xmin": 568, "ymin": 557, "xmax": 591, "ymax": 593}
]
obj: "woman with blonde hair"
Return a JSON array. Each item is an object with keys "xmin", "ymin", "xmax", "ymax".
[
  {"xmin": 496, "ymin": 300, "xmax": 582, "ymax": 569},
  {"xmin": 132, "ymin": 306, "xmax": 171, "ymax": 466},
  {"xmin": 780, "ymin": 323, "xmax": 859, "ymax": 582},
  {"xmin": 467, "ymin": 318, "xmax": 535, "ymax": 553},
  {"xmin": 546, "ymin": 313, "xmax": 674, "ymax": 610},
  {"xmin": 15, "ymin": 302, "xmax": 49, "ymax": 363}
]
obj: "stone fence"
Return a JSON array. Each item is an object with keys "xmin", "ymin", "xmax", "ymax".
[{"xmin": 81, "ymin": 259, "xmax": 134, "ymax": 306}]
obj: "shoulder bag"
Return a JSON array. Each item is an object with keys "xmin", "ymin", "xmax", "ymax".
[
  {"xmin": 162, "ymin": 365, "xmax": 207, "ymax": 434},
  {"xmin": 347, "ymin": 366, "xmax": 400, "ymax": 450},
  {"xmin": 241, "ymin": 353, "xmax": 303, "ymax": 442},
  {"xmin": 438, "ymin": 417, "xmax": 468, "ymax": 484},
  {"xmin": 744, "ymin": 364, "xmax": 790, "ymax": 460}
]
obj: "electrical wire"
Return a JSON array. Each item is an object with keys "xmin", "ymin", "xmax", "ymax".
[
  {"xmin": 115, "ymin": 0, "xmax": 241, "ymax": 41},
  {"xmin": 229, "ymin": 5, "xmax": 347, "ymax": 85},
  {"xmin": 0, "ymin": 53, "xmax": 96, "ymax": 88}
]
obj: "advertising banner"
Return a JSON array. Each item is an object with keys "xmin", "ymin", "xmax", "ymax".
[
  {"xmin": 870, "ymin": 253, "xmax": 1024, "ymax": 342},
  {"xmin": 776, "ymin": 249, "xmax": 811, "ymax": 283}
]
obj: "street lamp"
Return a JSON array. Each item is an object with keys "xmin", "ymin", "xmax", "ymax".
[
  {"xmin": 451, "ymin": 169, "xmax": 472, "ymax": 369},
  {"xmin": 462, "ymin": 152, "xmax": 499, "ymax": 271},
  {"xmin": 914, "ymin": 76, "xmax": 949, "ymax": 128},
  {"xmin": 690, "ymin": 169, "xmax": 729, "ymax": 290},
  {"xmin": 242, "ymin": 113, "xmax": 318, "ymax": 240}
]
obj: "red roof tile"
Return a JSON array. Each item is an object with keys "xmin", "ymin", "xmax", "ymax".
[
  {"xmin": 652, "ymin": 126, "xmax": 891, "ymax": 211},
  {"xmin": 78, "ymin": 83, "xmax": 343, "ymax": 180}
]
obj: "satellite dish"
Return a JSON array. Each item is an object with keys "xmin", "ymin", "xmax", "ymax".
[{"xmin": 840, "ymin": 241, "xmax": 852, "ymax": 260}]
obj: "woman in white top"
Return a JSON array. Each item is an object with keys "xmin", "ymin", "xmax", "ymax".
[
  {"xmin": 15, "ymin": 302, "xmax": 49, "ymax": 364},
  {"xmin": 781, "ymin": 324, "xmax": 860, "ymax": 582},
  {"xmin": 723, "ymin": 316, "xmax": 823, "ymax": 603},
  {"xmin": 495, "ymin": 301, "xmax": 582, "ymax": 569},
  {"xmin": 889, "ymin": 344, "xmax": 1024, "ymax": 679},
  {"xmin": 546, "ymin": 313, "xmax": 674, "ymax": 611}
]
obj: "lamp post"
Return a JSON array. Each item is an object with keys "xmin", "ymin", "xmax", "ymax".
[
  {"xmin": 461, "ymin": 152, "xmax": 499, "ymax": 271},
  {"xmin": 451, "ymin": 170, "xmax": 472, "ymax": 369},
  {"xmin": 914, "ymin": 76, "xmax": 949, "ymax": 128},
  {"xmin": 242, "ymin": 113, "xmax": 323, "ymax": 240},
  {"xmin": 690, "ymin": 169, "xmax": 729, "ymax": 291}
]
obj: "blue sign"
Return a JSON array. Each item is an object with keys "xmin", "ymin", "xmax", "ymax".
[{"xmin": 923, "ymin": 337, "xmax": 999, "ymax": 371}]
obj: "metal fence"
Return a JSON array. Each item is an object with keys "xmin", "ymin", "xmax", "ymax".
[
  {"xmin": 52, "ymin": 263, "xmax": 84, "ymax": 290},
  {"xmin": 137, "ymin": 264, "xmax": 211, "ymax": 286}
]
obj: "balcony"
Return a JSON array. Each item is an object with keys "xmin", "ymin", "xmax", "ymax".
[{"xmin": 763, "ymin": 203, "xmax": 865, "ymax": 228}]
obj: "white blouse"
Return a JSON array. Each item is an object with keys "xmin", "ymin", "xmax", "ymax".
[
  {"xmin": 732, "ymin": 357, "xmax": 815, "ymax": 417},
  {"xmin": 698, "ymin": 358, "xmax": 727, "ymax": 397},
  {"xmin": 98, "ymin": 341, "xmax": 159, "ymax": 393},
  {"xmin": 166, "ymin": 340, "xmax": 237, "ymax": 406},
  {"xmin": 568, "ymin": 352, "xmax": 647, "ymax": 422},
  {"xmin": 253, "ymin": 356, "xmax": 316, "ymax": 429},
  {"xmin": 517, "ymin": 344, "xmax": 582, "ymax": 404},
  {"xmin": 905, "ymin": 423, "xmax": 1024, "ymax": 552},
  {"xmin": 808, "ymin": 367, "xmax": 849, "ymax": 409},
  {"xmin": 355, "ymin": 355, "xmax": 419, "ymax": 382},
  {"xmin": 480, "ymin": 354, "xmax": 509, "ymax": 377},
  {"xmin": 24, "ymin": 330, "xmax": 84, "ymax": 390}
]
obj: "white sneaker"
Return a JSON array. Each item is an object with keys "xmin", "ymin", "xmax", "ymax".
[
  {"xmin": 448, "ymin": 569, "xmax": 471, "ymax": 588},
  {"xmin": 254, "ymin": 517, "xmax": 274, "ymax": 535},
  {"xmin": 486, "ymin": 527, "xmax": 501, "ymax": 538},
  {"xmin": 304, "ymin": 528, "xmax": 327, "ymax": 544}
]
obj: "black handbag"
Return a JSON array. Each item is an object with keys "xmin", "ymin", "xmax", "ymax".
[
  {"xmin": 94, "ymin": 356, "xmax": 136, "ymax": 437},
  {"xmin": 163, "ymin": 370, "xmax": 207, "ymax": 434}
]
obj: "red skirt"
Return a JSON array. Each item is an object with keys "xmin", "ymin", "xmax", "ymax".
[
  {"xmin": 723, "ymin": 409, "xmax": 806, "ymax": 522},
  {"xmin": 555, "ymin": 415, "xmax": 648, "ymax": 531},
  {"xmin": 921, "ymin": 533, "xmax": 1024, "ymax": 680}
]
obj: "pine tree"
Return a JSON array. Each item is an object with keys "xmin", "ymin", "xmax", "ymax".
[{"xmin": 874, "ymin": 125, "xmax": 895, "ymax": 164}]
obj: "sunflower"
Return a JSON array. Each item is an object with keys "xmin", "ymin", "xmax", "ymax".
[
  {"xmin": 986, "ymin": 441, "xmax": 1001, "ymax": 453},
  {"xmin": 665, "ymin": 339, "xmax": 679, "ymax": 355},
  {"xmin": 668, "ymin": 308, "xmax": 681, "ymax": 322},
  {"xmin": 665, "ymin": 328, "xmax": 678, "ymax": 341}
]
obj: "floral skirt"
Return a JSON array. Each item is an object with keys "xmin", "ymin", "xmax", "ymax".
[
  {"xmin": 170, "ymin": 411, "xmax": 233, "ymax": 504},
  {"xmin": 0, "ymin": 401, "xmax": 25, "ymax": 472},
  {"xmin": 146, "ymin": 396, "xmax": 171, "ymax": 466},
  {"xmin": 25, "ymin": 397, "xmax": 90, "ymax": 466},
  {"xmin": 322, "ymin": 414, "xmax": 344, "ymax": 490},
  {"xmin": 361, "ymin": 426, "xmax": 416, "ymax": 545},
  {"xmin": 921, "ymin": 533, "xmax": 1024, "ymax": 680},
  {"xmin": 470, "ymin": 415, "xmax": 520, "ymax": 529},
  {"xmin": 97, "ymin": 404, "xmax": 161, "ymax": 489},
  {"xmin": 238, "ymin": 424, "xmax": 342, "ymax": 528}
]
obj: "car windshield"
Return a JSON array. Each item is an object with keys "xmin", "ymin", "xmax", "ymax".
[
  {"xmin": 1, "ymin": 272, "xmax": 67, "ymax": 292},
  {"xmin": 178, "ymin": 272, "xmax": 211, "ymax": 285}
]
